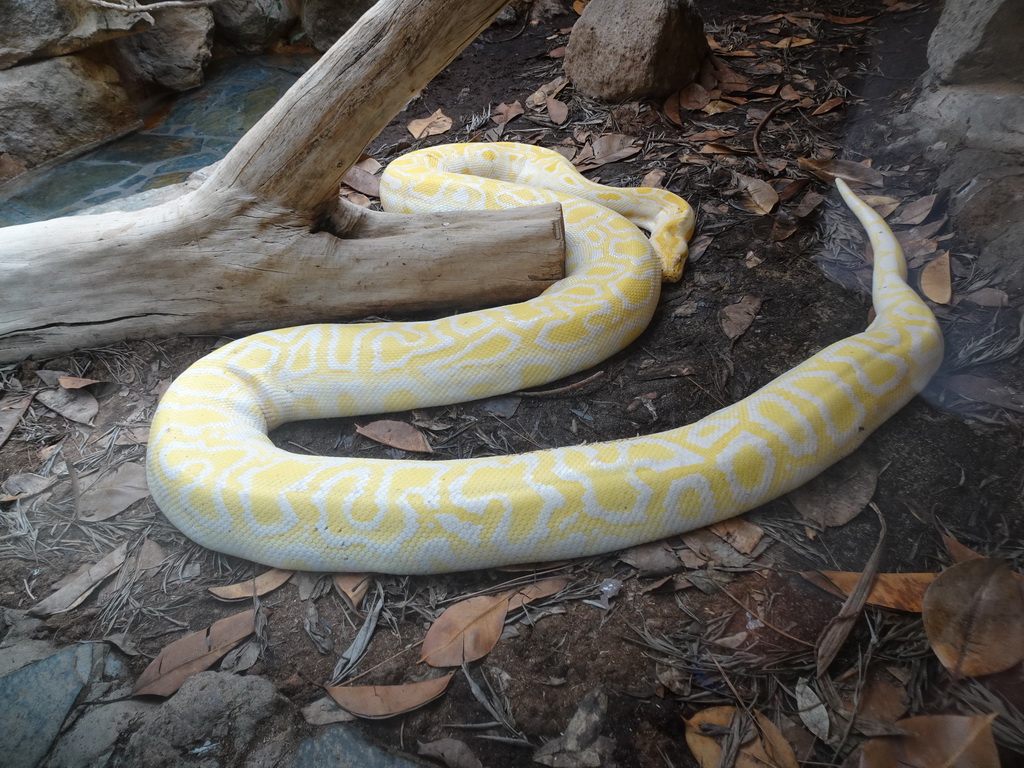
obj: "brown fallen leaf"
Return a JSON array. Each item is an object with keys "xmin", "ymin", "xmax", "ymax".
[
  {"xmin": 735, "ymin": 174, "xmax": 779, "ymax": 215},
  {"xmin": 407, "ymin": 108, "xmax": 452, "ymax": 139},
  {"xmin": 861, "ymin": 194, "xmax": 902, "ymax": 218},
  {"xmin": 326, "ymin": 672, "xmax": 454, "ymax": 719},
  {"xmin": 421, "ymin": 577, "xmax": 567, "ymax": 667},
  {"xmin": 827, "ymin": 13, "xmax": 875, "ymax": 23},
  {"xmin": 342, "ymin": 166, "xmax": 380, "ymax": 197},
  {"xmin": 709, "ymin": 518, "xmax": 764, "ymax": 555},
  {"xmin": 418, "ymin": 738, "xmax": 483, "ymax": 768},
  {"xmin": 334, "ymin": 573, "xmax": 372, "ymax": 609},
  {"xmin": 685, "ymin": 706, "xmax": 798, "ymax": 768},
  {"xmin": 208, "ymin": 568, "xmax": 293, "ymax": 601},
  {"xmin": 859, "ymin": 714, "xmax": 1000, "ymax": 767},
  {"xmin": 355, "ymin": 420, "xmax": 432, "ymax": 453},
  {"xmin": 677, "ymin": 82, "xmax": 711, "ymax": 110},
  {"xmin": 941, "ymin": 375, "xmax": 1024, "ymax": 414},
  {"xmin": 963, "ymin": 287, "xmax": 1009, "ymax": 307},
  {"xmin": 922, "ymin": 558, "xmax": 1024, "ymax": 678},
  {"xmin": 620, "ymin": 540, "xmax": 683, "ymax": 577},
  {"xmin": 79, "ymin": 461, "xmax": 150, "ymax": 522},
  {"xmin": 546, "ymin": 96, "xmax": 569, "ymax": 125},
  {"xmin": 663, "ymin": 91, "xmax": 685, "ymax": 126},
  {"xmin": 35, "ymin": 382, "xmax": 98, "ymax": 425},
  {"xmin": 492, "ymin": 100, "xmax": 524, "ymax": 126},
  {"xmin": 812, "ymin": 96, "xmax": 845, "ymax": 115},
  {"xmin": 574, "ymin": 134, "xmax": 640, "ymax": 171},
  {"xmin": 793, "ymin": 189, "xmax": 825, "ymax": 216},
  {"xmin": 719, "ymin": 295, "xmax": 762, "ymax": 341},
  {"xmin": 763, "ymin": 36, "xmax": 816, "ymax": 48},
  {"xmin": 0, "ymin": 394, "xmax": 34, "ymax": 451},
  {"xmin": 787, "ymin": 451, "xmax": 878, "ymax": 531},
  {"xmin": 894, "ymin": 194, "xmax": 938, "ymax": 225},
  {"xmin": 133, "ymin": 609, "xmax": 256, "ymax": 696},
  {"xmin": 640, "ymin": 169, "xmax": 666, "ymax": 188},
  {"xmin": 772, "ymin": 210, "xmax": 799, "ymax": 240},
  {"xmin": 29, "ymin": 542, "xmax": 129, "ymax": 616},
  {"xmin": 804, "ymin": 571, "xmax": 936, "ymax": 612},
  {"xmin": 57, "ymin": 375, "xmax": 102, "ymax": 390},
  {"xmin": 798, "ymin": 157, "xmax": 885, "ymax": 188},
  {"xmin": 920, "ymin": 252, "xmax": 952, "ymax": 304},
  {"xmin": 526, "ymin": 76, "xmax": 568, "ymax": 110}
]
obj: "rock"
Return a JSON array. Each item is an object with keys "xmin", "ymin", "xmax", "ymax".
[
  {"xmin": 302, "ymin": 0, "xmax": 378, "ymax": 52},
  {"xmin": 284, "ymin": 723, "xmax": 430, "ymax": 767},
  {"xmin": 119, "ymin": 671, "xmax": 290, "ymax": 767},
  {"xmin": 946, "ymin": 165, "xmax": 1024, "ymax": 291},
  {"xmin": 113, "ymin": 6, "xmax": 214, "ymax": 91},
  {"xmin": 0, "ymin": 644, "xmax": 95, "ymax": 768},
  {"xmin": 212, "ymin": 0, "xmax": 298, "ymax": 54},
  {"xmin": 927, "ymin": 0, "xmax": 1024, "ymax": 86},
  {"xmin": 563, "ymin": 0, "xmax": 708, "ymax": 102},
  {"xmin": 910, "ymin": 82, "xmax": 1024, "ymax": 156},
  {"xmin": 0, "ymin": 54, "xmax": 140, "ymax": 173},
  {"xmin": 0, "ymin": 0, "xmax": 152, "ymax": 70}
]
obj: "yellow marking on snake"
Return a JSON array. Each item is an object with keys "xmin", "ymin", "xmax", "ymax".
[{"xmin": 147, "ymin": 142, "xmax": 943, "ymax": 574}]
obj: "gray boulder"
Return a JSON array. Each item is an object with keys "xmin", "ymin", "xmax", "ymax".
[
  {"xmin": 0, "ymin": 54, "xmax": 140, "ymax": 172},
  {"xmin": 927, "ymin": 0, "xmax": 1024, "ymax": 85},
  {"xmin": 302, "ymin": 0, "xmax": 378, "ymax": 52},
  {"xmin": 113, "ymin": 6, "xmax": 214, "ymax": 91},
  {"xmin": 213, "ymin": 0, "xmax": 298, "ymax": 54},
  {"xmin": 563, "ymin": 0, "xmax": 708, "ymax": 102},
  {"xmin": 0, "ymin": 0, "xmax": 152, "ymax": 70}
]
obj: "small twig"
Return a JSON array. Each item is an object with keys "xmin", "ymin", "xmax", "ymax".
[
  {"xmin": 518, "ymin": 370, "xmax": 605, "ymax": 397},
  {"xmin": 753, "ymin": 102, "xmax": 789, "ymax": 174},
  {"xmin": 715, "ymin": 585, "xmax": 815, "ymax": 648},
  {"xmin": 83, "ymin": 0, "xmax": 222, "ymax": 11}
]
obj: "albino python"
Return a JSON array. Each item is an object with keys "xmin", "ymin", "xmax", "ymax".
[{"xmin": 147, "ymin": 142, "xmax": 943, "ymax": 574}]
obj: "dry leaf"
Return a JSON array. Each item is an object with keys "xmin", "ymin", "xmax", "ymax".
[
  {"xmin": 719, "ymin": 295, "xmax": 761, "ymax": 341},
  {"xmin": 421, "ymin": 577, "xmax": 567, "ymax": 667},
  {"xmin": 779, "ymin": 84, "xmax": 800, "ymax": 101},
  {"xmin": 326, "ymin": 672, "xmax": 454, "ymax": 719},
  {"xmin": 735, "ymin": 174, "xmax": 779, "ymax": 215},
  {"xmin": 922, "ymin": 558, "xmax": 1024, "ymax": 678},
  {"xmin": 812, "ymin": 96, "xmax": 845, "ymax": 115},
  {"xmin": 663, "ymin": 91, "xmax": 685, "ymax": 126},
  {"xmin": 342, "ymin": 166, "xmax": 380, "ymax": 197},
  {"xmin": 574, "ymin": 134, "xmax": 640, "ymax": 171},
  {"xmin": 793, "ymin": 189, "xmax": 825, "ymax": 217},
  {"xmin": 57, "ymin": 376, "xmax": 101, "ymax": 390},
  {"xmin": 526, "ymin": 76, "xmax": 568, "ymax": 110},
  {"xmin": 941, "ymin": 375, "xmax": 1024, "ymax": 414},
  {"xmin": 29, "ymin": 543, "xmax": 129, "ymax": 616},
  {"xmin": 407, "ymin": 109, "xmax": 452, "ymax": 139},
  {"xmin": 827, "ymin": 13, "xmax": 875, "ymax": 23},
  {"xmin": 798, "ymin": 157, "xmax": 884, "ymax": 188},
  {"xmin": 133, "ymin": 609, "xmax": 256, "ymax": 696},
  {"xmin": 895, "ymin": 194, "xmax": 938, "ymax": 225},
  {"xmin": 772, "ymin": 210, "xmax": 799, "ymax": 240},
  {"xmin": 492, "ymin": 100, "xmax": 524, "ymax": 126},
  {"xmin": 709, "ymin": 518, "xmax": 764, "ymax": 554},
  {"xmin": 79, "ymin": 461, "xmax": 150, "ymax": 522},
  {"xmin": 418, "ymin": 738, "xmax": 483, "ymax": 768},
  {"xmin": 861, "ymin": 194, "xmax": 902, "ymax": 218},
  {"xmin": 859, "ymin": 714, "xmax": 1000, "ymax": 767},
  {"xmin": 805, "ymin": 571, "xmax": 936, "ymax": 612},
  {"xmin": 0, "ymin": 394, "xmax": 33, "ymax": 451},
  {"xmin": 208, "ymin": 568, "xmax": 293, "ymax": 600},
  {"xmin": 355, "ymin": 420, "xmax": 432, "ymax": 453},
  {"xmin": 620, "ymin": 541, "xmax": 683, "ymax": 576},
  {"xmin": 763, "ymin": 36, "xmax": 816, "ymax": 48},
  {"xmin": 334, "ymin": 573, "xmax": 372, "ymax": 608},
  {"xmin": 641, "ymin": 169, "xmax": 667, "ymax": 188},
  {"xmin": 36, "ymin": 385, "xmax": 98, "ymax": 425},
  {"xmin": 963, "ymin": 287, "xmax": 1009, "ymax": 307},
  {"xmin": 685, "ymin": 706, "xmax": 799, "ymax": 768},
  {"xmin": 546, "ymin": 96, "xmax": 569, "ymax": 125},
  {"xmin": 678, "ymin": 83, "xmax": 710, "ymax": 110},
  {"xmin": 788, "ymin": 452, "xmax": 878, "ymax": 529},
  {"xmin": 920, "ymin": 252, "xmax": 952, "ymax": 304}
]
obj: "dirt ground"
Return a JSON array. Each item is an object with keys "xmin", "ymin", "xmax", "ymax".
[{"xmin": 2, "ymin": 1, "xmax": 1024, "ymax": 766}]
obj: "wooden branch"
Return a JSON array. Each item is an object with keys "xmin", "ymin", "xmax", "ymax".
[
  {"xmin": 0, "ymin": 198, "xmax": 564, "ymax": 363},
  {"xmin": 199, "ymin": 0, "xmax": 511, "ymax": 214},
  {"xmin": 0, "ymin": 0, "xmax": 549, "ymax": 363}
]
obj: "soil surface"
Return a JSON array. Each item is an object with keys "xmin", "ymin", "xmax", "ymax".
[{"xmin": 2, "ymin": 1, "xmax": 1023, "ymax": 767}]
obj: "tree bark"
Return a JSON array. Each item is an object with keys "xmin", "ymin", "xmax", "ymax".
[{"xmin": 0, "ymin": 0, "xmax": 565, "ymax": 364}]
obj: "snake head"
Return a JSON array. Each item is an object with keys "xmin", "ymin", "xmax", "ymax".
[{"xmin": 648, "ymin": 204, "xmax": 695, "ymax": 283}]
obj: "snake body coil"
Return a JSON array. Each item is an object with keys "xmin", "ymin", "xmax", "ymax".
[{"xmin": 147, "ymin": 143, "xmax": 943, "ymax": 574}]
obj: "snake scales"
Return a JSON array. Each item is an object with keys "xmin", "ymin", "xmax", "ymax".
[{"xmin": 147, "ymin": 142, "xmax": 943, "ymax": 574}]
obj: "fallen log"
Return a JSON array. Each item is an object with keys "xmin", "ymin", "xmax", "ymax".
[{"xmin": 0, "ymin": 0, "xmax": 563, "ymax": 363}]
